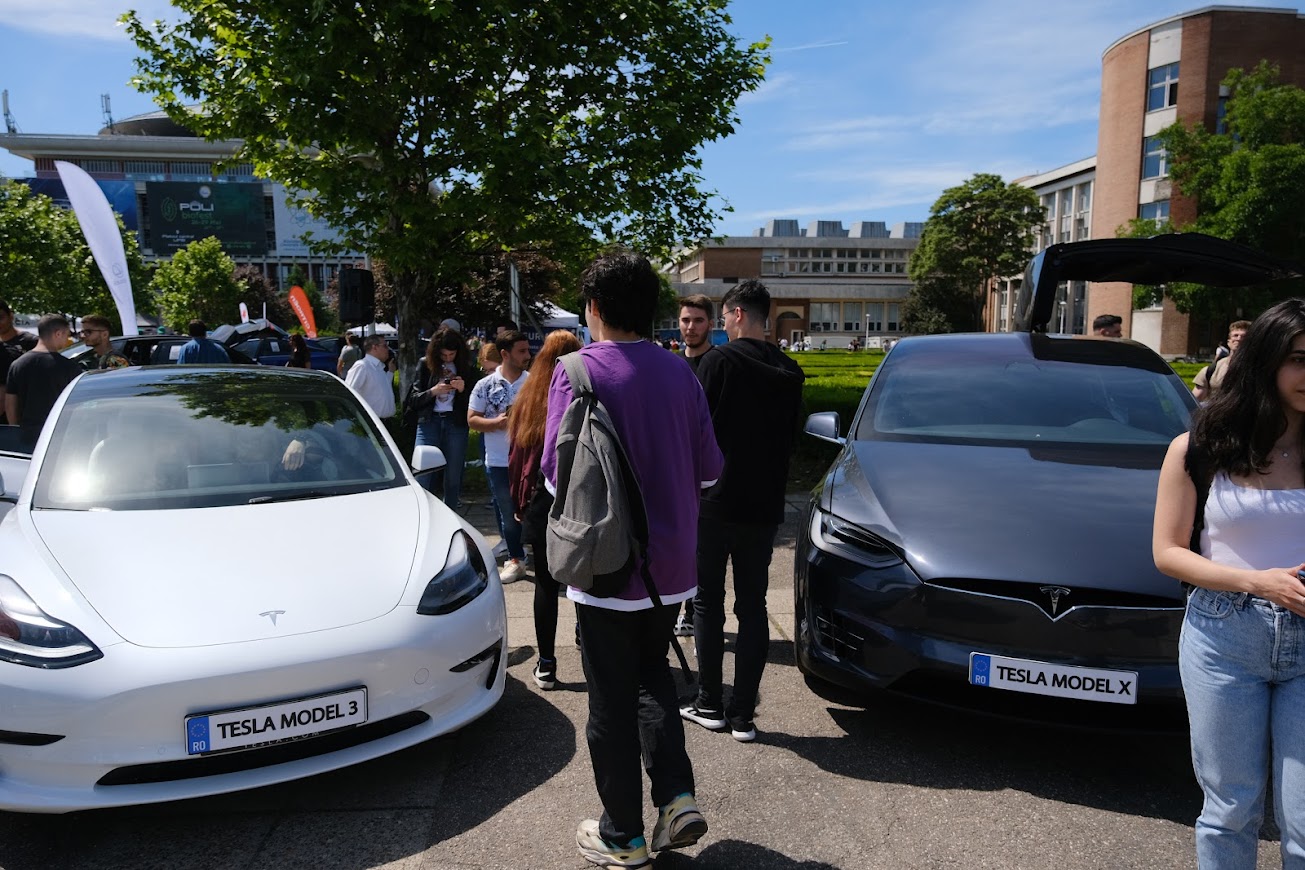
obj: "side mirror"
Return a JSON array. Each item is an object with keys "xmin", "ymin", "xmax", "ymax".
[
  {"xmin": 411, "ymin": 445, "xmax": 447, "ymax": 478},
  {"xmin": 804, "ymin": 411, "xmax": 845, "ymax": 446}
]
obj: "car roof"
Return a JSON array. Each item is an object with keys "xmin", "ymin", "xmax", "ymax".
[{"xmin": 892, "ymin": 331, "xmax": 1178, "ymax": 375}]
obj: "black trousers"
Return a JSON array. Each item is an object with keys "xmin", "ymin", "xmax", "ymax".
[
  {"xmin": 577, "ymin": 602, "xmax": 696, "ymax": 844},
  {"xmin": 693, "ymin": 515, "xmax": 778, "ymax": 722},
  {"xmin": 526, "ymin": 532, "xmax": 562, "ymax": 662}
]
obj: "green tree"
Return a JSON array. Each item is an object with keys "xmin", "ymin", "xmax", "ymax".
[
  {"xmin": 123, "ymin": 0, "xmax": 769, "ymax": 390},
  {"xmin": 0, "ymin": 180, "xmax": 151, "ymax": 330},
  {"xmin": 151, "ymin": 237, "xmax": 243, "ymax": 330},
  {"xmin": 1155, "ymin": 62, "xmax": 1305, "ymax": 318},
  {"xmin": 906, "ymin": 173, "xmax": 1043, "ymax": 332},
  {"xmin": 233, "ymin": 264, "xmax": 293, "ymax": 326},
  {"xmin": 901, "ymin": 275, "xmax": 972, "ymax": 335}
]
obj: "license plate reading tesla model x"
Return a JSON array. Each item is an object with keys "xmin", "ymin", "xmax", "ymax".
[
  {"xmin": 969, "ymin": 654, "xmax": 1137, "ymax": 705},
  {"xmin": 185, "ymin": 688, "xmax": 369, "ymax": 754}
]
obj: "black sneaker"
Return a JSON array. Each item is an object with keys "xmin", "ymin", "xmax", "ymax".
[
  {"xmin": 533, "ymin": 659, "xmax": 557, "ymax": 690},
  {"xmin": 679, "ymin": 702, "xmax": 727, "ymax": 732},
  {"xmin": 728, "ymin": 715, "xmax": 756, "ymax": 743}
]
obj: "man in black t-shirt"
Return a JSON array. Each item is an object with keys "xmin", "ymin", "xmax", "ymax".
[
  {"xmin": 4, "ymin": 314, "xmax": 80, "ymax": 449},
  {"xmin": 0, "ymin": 300, "xmax": 38, "ymax": 425}
]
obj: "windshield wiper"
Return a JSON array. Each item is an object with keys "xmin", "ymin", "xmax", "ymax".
[{"xmin": 248, "ymin": 491, "xmax": 336, "ymax": 505}]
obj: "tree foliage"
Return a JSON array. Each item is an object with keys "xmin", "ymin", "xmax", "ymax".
[
  {"xmin": 123, "ymin": 0, "xmax": 769, "ymax": 387},
  {"xmin": 151, "ymin": 236, "xmax": 243, "ymax": 330},
  {"xmin": 0, "ymin": 180, "xmax": 152, "ymax": 329},
  {"xmin": 1157, "ymin": 62, "xmax": 1305, "ymax": 317},
  {"xmin": 906, "ymin": 173, "xmax": 1043, "ymax": 332},
  {"xmin": 901, "ymin": 275, "xmax": 973, "ymax": 335}
]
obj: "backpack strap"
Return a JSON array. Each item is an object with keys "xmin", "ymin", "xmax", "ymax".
[{"xmin": 559, "ymin": 352, "xmax": 695, "ymax": 684}]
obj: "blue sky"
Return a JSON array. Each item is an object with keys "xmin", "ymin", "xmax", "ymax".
[{"xmin": 0, "ymin": 0, "xmax": 1275, "ymax": 236}]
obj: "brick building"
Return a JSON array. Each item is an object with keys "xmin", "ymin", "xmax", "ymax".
[{"xmin": 1092, "ymin": 5, "xmax": 1305, "ymax": 355}]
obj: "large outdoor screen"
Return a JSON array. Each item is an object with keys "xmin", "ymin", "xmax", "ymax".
[{"xmin": 146, "ymin": 181, "xmax": 267, "ymax": 255}]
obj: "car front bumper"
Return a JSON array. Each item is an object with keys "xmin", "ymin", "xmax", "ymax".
[{"xmin": 0, "ymin": 590, "xmax": 506, "ymax": 813}]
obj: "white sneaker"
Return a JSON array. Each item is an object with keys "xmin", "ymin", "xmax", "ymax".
[{"xmin": 499, "ymin": 559, "xmax": 526, "ymax": 584}]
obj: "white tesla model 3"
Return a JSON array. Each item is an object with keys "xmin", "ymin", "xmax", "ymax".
[{"xmin": 0, "ymin": 366, "xmax": 506, "ymax": 813}]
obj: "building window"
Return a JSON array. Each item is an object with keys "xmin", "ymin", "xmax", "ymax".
[
  {"xmin": 1147, "ymin": 62, "xmax": 1179, "ymax": 112},
  {"xmin": 170, "ymin": 161, "xmax": 213, "ymax": 177},
  {"xmin": 1077, "ymin": 184, "xmax": 1091, "ymax": 213},
  {"xmin": 124, "ymin": 160, "xmax": 166, "ymax": 176},
  {"xmin": 76, "ymin": 159, "xmax": 120, "ymax": 174},
  {"xmin": 1139, "ymin": 200, "xmax": 1170, "ymax": 224},
  {"xmin": 1142, "ymin": 136, "xmax": 1168, "ymax": 179},
  {"xmin": 886, "ymin": 303, "xmax": 900, "ymax": 332},
  {"xmin": 809, "ymin": 302, "xmax": 838, "ymax": 332},
  {"xmin": 842, "ymin": 302, "xmax": 863, "ymax": 333},
  {"xmin": 866, "ymin": 303, "xmax": 883, "ymax": 333}
]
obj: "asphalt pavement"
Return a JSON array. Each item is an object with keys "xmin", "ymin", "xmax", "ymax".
[{"xmin": 0, "ymin": 494, "xmax": 1282, "ymax": 869}]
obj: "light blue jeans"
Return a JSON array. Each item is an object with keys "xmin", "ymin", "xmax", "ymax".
[
  {"xmin": 485, "ymin": 464, "xmax": 525, "ymax": 561},
  {"xmin": 1181, "ymin": 586, "xmax": 1305, "ymax": 869},
  {"xmin": 414, "ymin": 414, "xmax": 468, "ymax": 513}
]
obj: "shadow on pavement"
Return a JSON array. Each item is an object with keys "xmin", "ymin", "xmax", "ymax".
[
  {"xmin": 427, "ymin": 673, "xmax": 579, "ymax": 845},
  {"xmin": 654, "ymin": 839, "xmax": 838, "ymax": 869},
  {"xmin": 760, "ymin": 646, "xmax": 1201, "ymax": 827}
]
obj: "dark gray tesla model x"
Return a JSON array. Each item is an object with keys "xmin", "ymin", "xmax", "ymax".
[{"xmin": 794, "ymin": 233, "xmax": 1304, "ymax": 727}]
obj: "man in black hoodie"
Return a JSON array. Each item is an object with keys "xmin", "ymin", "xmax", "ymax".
[{"xmin": 681, "ymin": 280, "xmax": 805, "ymax": 742}]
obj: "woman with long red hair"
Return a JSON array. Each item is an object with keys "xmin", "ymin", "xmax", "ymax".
[{"xmin": 509, "ymin": 329, "xmax": 582, "ymax": 690}]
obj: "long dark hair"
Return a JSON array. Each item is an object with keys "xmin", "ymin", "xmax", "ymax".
[
  {"xmin": 424, "ymin": 326, "xmax": 468, "ymax": 375},
  {"xmin": 1193, "ymin": 298, "xmax": 1305, "ymax": 477}
]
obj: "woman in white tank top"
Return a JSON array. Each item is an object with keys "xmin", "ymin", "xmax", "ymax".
[{"xmin": 1154, "ymin": 299, "xmax": 1305, "ymax": 869}]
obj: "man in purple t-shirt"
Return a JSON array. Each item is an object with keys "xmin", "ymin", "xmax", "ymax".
[{"xmin": 542, "ymin": 252, "xmax": 722, "ymax": 867}]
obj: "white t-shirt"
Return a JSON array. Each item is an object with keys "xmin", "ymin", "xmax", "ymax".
[
  {"xmin": 468, "ymin": 368, "xmax": 528, "ymax": 467},
  {"xmin": 434, "ymin": 362, "xmax": 458, "ymax": 413}
]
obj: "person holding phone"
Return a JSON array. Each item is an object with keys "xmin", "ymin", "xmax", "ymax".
[
  {"xmin": 1153, "ymin": 299, "xmax": 1305, "ymax": 868},
  {"xmin": 408, "ymin": 326, "xmax": 475, "ymax": 511}
]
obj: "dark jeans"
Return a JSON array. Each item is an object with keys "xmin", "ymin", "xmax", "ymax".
[
  {"xmin": 485, "ymin": 465, "xmax": 525, "ymax": 561},
  {"xmin": 414, "ymin": 414, "xmax": 468, "ymax": 512},
  {"xmin": 577, "ymin": 603, "xmax": 695, "ymax": 844},
  {"xmin": 693, "ymin": 516, "xmax": 778, "ymax": 722}
]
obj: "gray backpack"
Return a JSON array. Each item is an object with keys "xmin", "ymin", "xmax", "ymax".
[{"xmin": 545, "ymin": 353, "xmax": 646, "ymax": 595}]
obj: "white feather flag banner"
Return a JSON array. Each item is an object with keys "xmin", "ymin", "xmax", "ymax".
[{"xmin": 54, "ymin": 160, "xmax": 139, "ymax": 336}]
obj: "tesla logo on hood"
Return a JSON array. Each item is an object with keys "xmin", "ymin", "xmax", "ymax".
[
  {"xmin": 1039, "ymin": 586, "xmax": 1071, "ymax": 617},
  {"xmin": 259, "ymin": 610, "xmax": 286, "ymax": 626}
]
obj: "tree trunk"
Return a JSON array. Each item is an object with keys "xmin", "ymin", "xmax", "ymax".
[{"xmin": 393, "ymin": 268, "xmax": 425, "ymax": 398}]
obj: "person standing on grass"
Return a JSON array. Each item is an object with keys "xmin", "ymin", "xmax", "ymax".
[
  {"xmin": 682, "ymin": 279, "xmax": 805, "ymax": 744},
  {"xmin": 542, "ymin": 251, "xmax": 722, "ymax": 868}
]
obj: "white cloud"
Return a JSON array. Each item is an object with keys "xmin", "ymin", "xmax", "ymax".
[
  {"xmin": 0, "ymin": 0, "xmax": 175, "ymax": 41},
  {"xmin": 738, "ymin": 72, "xmax": 798, "ymax": 106}
]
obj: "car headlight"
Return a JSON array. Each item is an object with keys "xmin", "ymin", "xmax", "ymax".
[
  {"xmin": 417, "ymin": 531, "xmax": 490, "ymax": 615},
  {"xmin": 811, "ymin": 510, "xmax": 904, "ymax": 569},
  {"xmin": 0, "ymin": 575, "xmax": 103, "ymax": 668}
]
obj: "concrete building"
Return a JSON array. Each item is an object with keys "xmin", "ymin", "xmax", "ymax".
[
  {"xmin": 0, "ymin": 110, "xmax": 361, "ymax": 289},
  {"xmin": 993, "ymin": 157, "xmax": 1096, "ymax": 335},
  {"xmin": 666, "ymin": 219, "xmax": 923, "ymax": 348},
  {"xmin": 1092, "ymin": 5, "xmax": 1305, "ymax": 355}
]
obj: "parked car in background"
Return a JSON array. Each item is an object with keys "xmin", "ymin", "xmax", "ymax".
[
  {"xmin": 61, "ymin": 335, "xmax": 255, "ymax": 369},
  {"xmin": 231, "ymin": 335, "xmax": 337, "ymax": 371},
  {"xmin": 795, "ymin": 233, "xmax": 1303, "ymax": 729},
  {"xmin": 0, "ymin": 366, "xmax": 507, "ymax": 812}
]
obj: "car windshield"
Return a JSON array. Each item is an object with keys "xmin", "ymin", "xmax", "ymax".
[
  {"xmin": 33, "ymin": 370, "xmax": 405, "ymax": 510},
  {"xmin": 855, "ymin": 341, "xmax": 1193, "ymax": 447}
]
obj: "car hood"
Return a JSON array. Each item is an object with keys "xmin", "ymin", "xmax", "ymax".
[
  {"xmin": 30, "ymin": 486, "xmax": 428, "ymax": 647},
  {"xmin": 828, "ymin": 440, "xmax": 1180, "ymax": 599}
]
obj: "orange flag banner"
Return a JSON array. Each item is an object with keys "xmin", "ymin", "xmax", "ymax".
[{"xmin": 287, "ymin": 286, "xmax": 318, "ymax": 338}]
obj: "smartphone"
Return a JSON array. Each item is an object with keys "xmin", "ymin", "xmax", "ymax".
[{"xmin": 441, "ymin": 377, "xmax": 453, "ymax": 385}]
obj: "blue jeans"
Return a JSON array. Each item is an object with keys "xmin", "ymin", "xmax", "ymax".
[
  {"xmin": 414, "ymin": 414, "xmax": 468, "ymax": 513},
  {"xmin": 485, "ymin": 465, "xmax": 525, "ymax": 561},
  {"xmin": 1181, "ymin": 587, "xmax": 1305, "ymax": 869}
]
